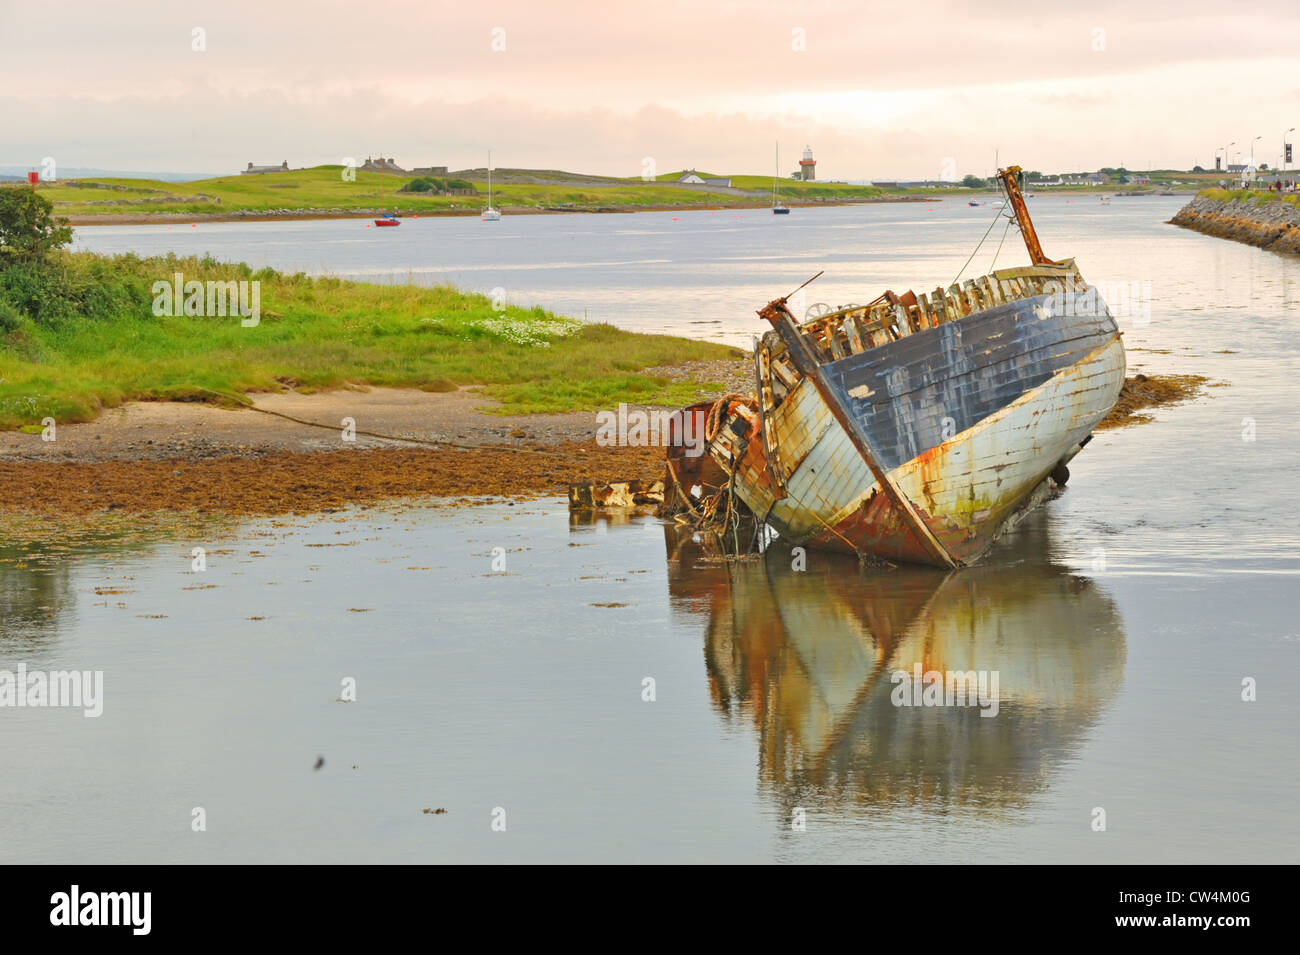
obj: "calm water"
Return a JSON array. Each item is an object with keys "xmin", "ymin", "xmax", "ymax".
[
  {"xmin": 73, "ymin": 195, "xmax": 1262, "ymax": 347},
  {"xmin": 3, "ymin": 200, "xmax": 1297, "ymax": 863}
]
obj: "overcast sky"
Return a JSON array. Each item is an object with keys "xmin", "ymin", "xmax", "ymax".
[{"xmin": 2, "ymin": 0, "xmax": 1297, "ymax": 178}]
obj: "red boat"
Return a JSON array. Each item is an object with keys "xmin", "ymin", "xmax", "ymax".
[{"xmin": 374, "ymin": 217, "xmax": 400, "ymax": 227}]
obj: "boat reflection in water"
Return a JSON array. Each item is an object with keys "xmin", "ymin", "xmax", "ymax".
[{"xmin": 664, "ymin": 513, "xmax": 1126, "ymax": 813}]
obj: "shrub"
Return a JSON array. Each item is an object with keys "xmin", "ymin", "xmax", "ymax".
[
  {"xmin": 0, "ymin": 255, "xmax": 151, "ymax": 326},
  {"xmin": 0, "ymin": 296, "xmax": 24, "ymax": 333},
  {"xmin": 0, "ymin": 188, "xmax": 73, "ymax": 264},
  {"xmin": 400, "ymin": 176, "xmax": 447, "ymax": 194}
]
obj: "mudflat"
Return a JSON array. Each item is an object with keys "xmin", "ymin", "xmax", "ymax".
[{"xmin": 0, "ymin": 370, "xmax": 1206, "ymax": 519}]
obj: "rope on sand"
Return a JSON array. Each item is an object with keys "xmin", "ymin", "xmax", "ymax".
[{"xmin": 192, "ymin": 386, "xmax": 571, "ymax": 455}]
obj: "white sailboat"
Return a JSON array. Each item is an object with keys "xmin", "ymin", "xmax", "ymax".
[
  {"xmin": 773, "ymin": 142, "xmax": 790, "ymax": 214},
  {"xmin": 482, "ymin": 151, "xmax": 502, "ymax": 221}
]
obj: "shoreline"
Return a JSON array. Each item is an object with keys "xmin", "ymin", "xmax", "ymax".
[
  {"xmin": 63, "ymin": 196, "xmax": 939, "ymax": 226},
  {"xmin": 0, "ymin": 373, "xmax": 1208, "ymax": 521},
  {"xmin": 1170, "ymin": 191, "xmax": 1300, "ymax": 254},
  {"xmin": 60, "ymin": 190, "xmax": 1198, "ymax": 227}
]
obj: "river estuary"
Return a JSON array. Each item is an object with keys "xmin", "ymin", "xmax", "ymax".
[{"xmin": 1, "ymin": 196, "xmax": 1296, "ymax": 862}]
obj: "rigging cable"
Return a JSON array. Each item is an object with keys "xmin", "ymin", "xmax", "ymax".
[
  {"xmin": 987, "ymin": 211, "xmax": 1016, "ymax": 273},
  {"xmin": 950, "ymin": 200, "xmax": 1008, "ymax": 288}
]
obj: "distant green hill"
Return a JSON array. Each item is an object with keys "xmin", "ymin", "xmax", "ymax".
[{"xmin": 31, "ymin": 164, "xmax": 888, "ymax": 218}]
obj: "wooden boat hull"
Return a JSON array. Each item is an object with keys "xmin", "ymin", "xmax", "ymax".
[
  {"xmin": 666, "ymin": 166, "xmax": 1126, "ymax": 568},
  {"xmin": 700, "ymin": 286, "xmax": 1124, "ymax": 567}
]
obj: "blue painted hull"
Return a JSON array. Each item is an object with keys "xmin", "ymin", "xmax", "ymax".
[
  {"xmin": 821, "ymin": 290, "xmax": 1120, "ymax": 472},
  {"xmin": 694, "ymin": 273, "xmax": 1126, "ymax": 566}
]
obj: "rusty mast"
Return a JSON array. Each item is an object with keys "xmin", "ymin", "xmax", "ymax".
[{"xmin": 999, "ymin": 165, "xmax": 1058, "ymax": 266}]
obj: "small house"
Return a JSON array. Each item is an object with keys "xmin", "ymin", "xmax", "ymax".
[
  {"xmin": 359, "ymin": 157, "xmax": 408, "ymax": 174},
  {"xmin": 677, "ymin": 170, "xmax": 731, "ymax": 187},
  {"xmin": 242, "ymin": 161, "xmax": 290, "ymax": 175}
]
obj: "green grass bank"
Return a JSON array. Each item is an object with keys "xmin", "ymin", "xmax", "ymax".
[{"xmin": 0, "ymin": 250, "xmax": 738, "ymax": 430}]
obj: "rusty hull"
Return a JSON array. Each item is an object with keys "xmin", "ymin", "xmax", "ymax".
[
  {"xmin": 706, "ymin": 288, "xmax": 1125, "ymax": 566},
  {"xmin": 680, "ymin": 168, "xmax": 1126, "ymax": 567}
]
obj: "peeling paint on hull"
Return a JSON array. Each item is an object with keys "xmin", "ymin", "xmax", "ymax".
[
  {"xmin": 671, "ymin": 166, "xmax": 1128, "ymax": 568},
  {"xmin": 813, "ymin": 335, "xmax": 1123, "ymax": 563},
  {"xmin": 722, "ymin": 296, "xmax": 1125, "ymax": 566}
]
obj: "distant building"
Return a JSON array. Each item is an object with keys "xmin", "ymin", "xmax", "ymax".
[
  {"xmin": 677, "ymin": 170, "xmax": 732, "ymax": 187},
  {"xmin": 798, "ymin": 145, "xmax": 816, "ymax": 181},
  {"xmin": 1128, "ymin": 174, "xmax": 1151, "ymax": 185},
  {"xmin": 1230, "ymin": 163, "xmax": 1258, "ymax": 186},
  {"xmin": 359, "ymin": 158, "xmax": 447, "ymax": 176},
  {"xmin": 359, "ymin": 157, "xmax": 407, "ymax": 174},
  {"xmin": 242, "ymin": 161, "xmax": 290, "ymax": 175}
]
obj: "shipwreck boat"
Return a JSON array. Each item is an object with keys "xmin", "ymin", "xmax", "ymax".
[{"xmin": 665, "ymin": 166, "xmax": 1125, "ymax": 568}]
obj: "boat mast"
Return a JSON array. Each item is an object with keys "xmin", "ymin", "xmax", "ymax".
[
  {"xmin": 998, "ymin": 165, "xmax": 1057, "ymax": 265},
  {"xmin": 773, "ymin": 142, "xmax": 778, "ymax": 206}
]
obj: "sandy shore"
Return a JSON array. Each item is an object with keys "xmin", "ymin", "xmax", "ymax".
[
  {"xmin": 0, "ymin": 387, "xmax": 606, "ymax": 463},
  {"xmin": 0, "ymin": 370, "xmax": 1207, "ymax": 520},
  {"xmin": 0, "ymin": 386, "xmax": 667, "ymax": 519}
]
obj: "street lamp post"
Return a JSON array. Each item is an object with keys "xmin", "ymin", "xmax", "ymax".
[
  {"xmin": 1285, "ymin": 128, "xmax": 1295, "ymax": 175},
  {"xmin": 1251, "ymin": 135, "xmax": 1261, "ymax": 167},
  {"xmin": 1221, "ymin": 142, "xmax": 1234, "ymax": 179}
]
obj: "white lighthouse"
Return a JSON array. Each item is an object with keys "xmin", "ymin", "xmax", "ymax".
[{"xmin": 799, "ymin": 145, "xmax": 817, "ymax": 181}]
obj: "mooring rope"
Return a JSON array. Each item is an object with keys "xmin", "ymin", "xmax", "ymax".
[
  {"xmin": 192, "ymin": 386, "xmax": 567, "ymax": 455},
  {"xmin": 704, "ymin": 393, "xmax": 751, "ymax": 443}
]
